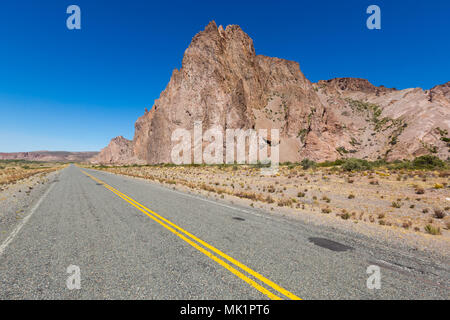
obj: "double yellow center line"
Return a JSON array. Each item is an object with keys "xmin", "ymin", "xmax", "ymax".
[{"xmin": 81, "ymin": 169, "xmax": 301, "ymax": 300}]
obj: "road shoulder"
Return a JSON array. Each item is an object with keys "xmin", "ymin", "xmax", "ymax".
[{"xmin": 0, "ymin": 169, "xmax": 62, "ymax": 247}]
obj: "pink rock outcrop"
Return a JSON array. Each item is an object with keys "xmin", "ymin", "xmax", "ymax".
[{"xmin": 92, "ymin": 22, "xmax": 450, "ymax": 165}]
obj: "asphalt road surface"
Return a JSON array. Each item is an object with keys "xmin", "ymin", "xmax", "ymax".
[{"xmin": 0, "ymin": 165, "xmax": 448, "ymax": 299}]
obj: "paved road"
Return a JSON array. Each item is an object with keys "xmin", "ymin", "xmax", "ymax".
[{"xmin": 0, "ymin": 165, "xmax": 448, "ymax": 299}]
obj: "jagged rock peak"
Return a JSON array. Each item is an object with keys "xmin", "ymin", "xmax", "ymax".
[
  {"xmin": 111, "ymin": 136, "xmax": 131, "ymax": 143},
  {"xmin": 187, "ymin": 21, "xmax": 254, "ymax": 54},
  {"xmin": 431, "ymin": 81, "xmax": 450, "ymax": 95}
]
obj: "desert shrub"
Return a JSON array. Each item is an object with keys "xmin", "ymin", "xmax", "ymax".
[
  {"xmin": 265, "ymin": 195, "xmax": 275, "ymax": 203},
  {"xmin": 317, "ymin": 159, "xmax": 344, "ymax": 167},
  {"xmin": 391, "ymin": 201, "xmax": 402, "ymax": 208},
  {"xmin": 438, "ymin": 172, "xmax": 450, "ymax": 178},
  {"xmin": 402, "ymin": 221, "xmax": 412, "ymax": 229},
  {"xmin": 277, "ymin": 198, "xmax": 293, "ymax": 207},
  {"xmin": 336, "ymin": 147, "xmax": 349, "ymax": 155},
  {"xmin": 371, "ymin": 159, "xmax": 388, "ymax": 167},
  {"xmin": 433, "ymin": 208, "xmax": 445, "ymax": 219},
  {"xmin": 301, "ymin": 158, "xmax": 316, "ymax": 170},
  {"xmin": 341, "ymin": 158, "xmax": 372, "ymax": 171},
  {"xmin": 234, "ymin": 191, "xmax": 259, "ymax": 201},
  {"xmin": 415, "ymin": 187, "xmax": 425, "ymax": 194},
  {"xmin": 341, "ymin": 213, "xmax": 351, "ymax": 220},
  {"xmin": 424, "ymin": 224, "xmax": 441, "ymax": 235},
  {"xmin": 411, "ymin": 155, "xmax": 445, "ymax": 170},
  {"xmin": 253, "ymin": 161, "xmax": 271, "ymax": 168}
]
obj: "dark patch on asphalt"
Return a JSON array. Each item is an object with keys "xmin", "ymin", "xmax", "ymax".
[
  {"xmin": 308, "ymin": 237, "xmax": 353, "ymax": 252},
  {"xmin": 232, "ymin": 217, "xmax": 245, "ymax": 221},
  {"xmin": 96, "ymin": 183, "xmax": 103, "ymax": 186}
]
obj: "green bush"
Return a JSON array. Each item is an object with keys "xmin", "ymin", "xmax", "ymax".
[
  {"xmin": 388, "ymin": 160, "xmax": 412, "ymax": 170},
  {"xmin": 254, "ymin": 161, "xmax": 271, "ymax": 168},
  {"xmin": 301, "ymin": 158, "xmax": 316, "ymax": 170},
  {"xmin": 305, "ymin": 156, "xmax": 446, "ymax": 171},
  {"xmin": 411, "ymin": 155, "xmax": 445, "ymax": 170},
  {"xmin": 341, "ymin": 158, "xmax": 372, "ymax": 171},
  {"xmin": 317, "ymin": 159, "xmax": 344, "ymax": 167}
]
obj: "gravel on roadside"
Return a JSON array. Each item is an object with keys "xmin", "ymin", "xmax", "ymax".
[{"xmin": 0, "ymin": 170, "xmax": 62, "ymax": 244}]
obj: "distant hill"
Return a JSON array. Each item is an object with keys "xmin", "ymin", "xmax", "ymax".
[{"xmin": 0, "ymin": 151, "xmax": 98, "ymax": 162}]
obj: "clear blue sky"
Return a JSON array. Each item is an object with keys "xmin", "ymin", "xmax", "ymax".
[{"xmin": 0, "ymin": 0, "xmax": 449, "ymax": 152}]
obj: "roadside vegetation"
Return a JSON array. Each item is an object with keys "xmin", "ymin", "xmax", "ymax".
[{"xmin": 0, "ymin": 160, "xmax": 65, "ymax": 187}]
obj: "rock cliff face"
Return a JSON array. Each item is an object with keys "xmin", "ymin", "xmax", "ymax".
[
  {"xmin": 91, "ymin": 136, "xmax": 143, "ymax": 165},
  {"xmin": 92, "ymin": 22, "xmax": 450, "ymax": 164},
  {"xmin": 315, "ymin": 79, "xmax": 450, "ymax": 161}
]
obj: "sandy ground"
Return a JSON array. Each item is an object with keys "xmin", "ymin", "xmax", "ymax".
[
  {"xmin": 85, "ymin": 164, "xmax": 450, "ymax": 257},
  {"xmin": 0, "ymin": 169, "xmax": 62, "ymax": 244},
  {"xmin": 0, "ymin": 161, "xmax": 65, "ymax": 243},
  {"xmin": 0, "ymin": 161, "xmax": 64, "ymax": 186}
]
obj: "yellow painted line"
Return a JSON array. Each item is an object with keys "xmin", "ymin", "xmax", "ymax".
[{"xmin": 81, "ymin": 169, "xmax": 301, "ymax": 300}]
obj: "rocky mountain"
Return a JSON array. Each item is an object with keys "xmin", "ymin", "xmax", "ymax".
[
  {"xmin": 91, "ymin": 136, "xmax": 143, "ymax": 165},
  {"xmin": 0, "ymin": 151, "xmax": 98, "ymax": 162},
  {"xmin": 92, "ymin": 21, "xmax": 450, "ymax": 165}
]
